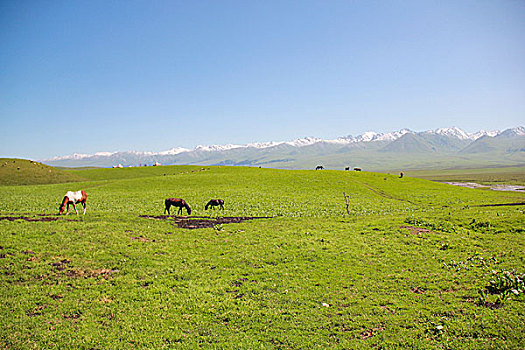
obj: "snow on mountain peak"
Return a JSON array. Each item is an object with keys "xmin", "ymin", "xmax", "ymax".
[
  {"xmin": 425, "ymin": 126, "xmax": 471, "ymax": 140},
  {"xmin": 158, "ymin": 147, "xmax": 191, "ymax": 155},
  {"xmin": 508, "ymin": 126, "xmax": 525, "ymax": 136},
  {"xmin": 356, "ymin": 131, "xmax": 378, "ymax": 142},
  {"xmin": 285, "ymin": 137, "xmax": 323, "ymax": 147},
  {"xmin": 195, "ymin": 144, "xmax": 244, "ymax": 152}
]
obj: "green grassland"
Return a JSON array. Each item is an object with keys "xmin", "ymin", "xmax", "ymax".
[{"xmin": 1, "ymin": 164, "xmax": 524, "ymax": 349}]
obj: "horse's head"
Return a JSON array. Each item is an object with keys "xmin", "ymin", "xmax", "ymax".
[
  {"xmin": 58, "ymin": 196, "xmax": 68, "ymax": 215},
  {"xmin": 185, "ymin": 203, "xmax": 192, "ymax": 215}
]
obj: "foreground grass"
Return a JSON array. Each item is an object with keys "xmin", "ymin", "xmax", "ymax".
[{"xmin": 1, "ymin": 166, "xmax": 524, "ymax": 349}]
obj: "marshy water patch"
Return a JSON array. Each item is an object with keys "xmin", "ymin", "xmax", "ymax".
[{"xmin": 443, "ymin": 182, "xmax": 525, "ymax": 192}]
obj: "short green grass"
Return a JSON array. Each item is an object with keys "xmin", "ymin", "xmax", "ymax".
[{"xmin": 1, "ymin": 165, "xmax": 524, "ymax": 349}]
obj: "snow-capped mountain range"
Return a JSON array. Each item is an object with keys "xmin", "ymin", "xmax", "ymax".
[{"xmin": 42, "ymin": 126, "xmax": 525, "ymax": 170}]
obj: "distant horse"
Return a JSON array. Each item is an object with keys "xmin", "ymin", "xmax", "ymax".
[
  {"xmin": 316, "ymin": 165, "xmax": 324, "ymax": 170},
  {"xmin": 58, "ymin": 190, "xmax": 87, "ymax": 215},
  {"xmin": 345, "ymin": 167, "xmax": 350, "ymax": 171},
  {"xmin": 205, "ymin": 199, "xmax": 224, "ymax": 210},
  {"xmin": 354, "ymin": 168, "xmax": 362, "ymax": 171},
  {"xmin": 164, "ymin": 198, "xmax": 192, "ymax": 215}
]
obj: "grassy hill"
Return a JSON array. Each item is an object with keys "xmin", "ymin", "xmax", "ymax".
[
  {"xmin": 1, "ymin": 165, "xmax": 524, "ymax": 348},
  {"xmin": 0, "ymin": 158, "xmax": 86, "ymax": 186}
]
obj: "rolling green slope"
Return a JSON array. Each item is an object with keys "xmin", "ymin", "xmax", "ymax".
[
  {"xmin": 0, "ymin": 158, "xmax": 85, "ymax": 186},
  {"xmin": 1, "ymin": 166, "xmax": 524, "ymax": 349}
]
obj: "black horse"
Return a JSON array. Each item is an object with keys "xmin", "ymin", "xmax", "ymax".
[
  {"xmin": 164, "ymin": 198, "xmax": 192, "ymax": 215},
  {"xmin": 316, "ymin": 165, "xmax": 324, "ymax": 170},
  {"xmin": 205, "ymin": 199, "xmax": 224, "ymax": 210}
]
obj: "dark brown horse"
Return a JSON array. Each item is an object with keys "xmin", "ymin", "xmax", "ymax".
[
  {"xmin": 164, "ymin": 198, "xmax": 192, "ymax": 215},
  {"xmin": 205, "ymin": 199, "xmax": 224, "ymax": 210},
  {"xmin": 58, "ymin": 190, "xmax": 87, "ymax": 215}
]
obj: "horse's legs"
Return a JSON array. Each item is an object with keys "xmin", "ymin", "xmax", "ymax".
[
  {"xmin": 82, "ymin": 202, "xmax": 86, "ymax": 215},
  {"xmin": 178, "ymin": 206, "xmax": 182, "ymax": 215},
  {"xmin": 164, "ymin": 204, "xmax": 170, "ymax": 215},
  {"xmin": 72, "ymin": 203, "xmax": 78, "ymax": 215},
  {"xmin": 65, "ymin": 203, "xmax": 69, "ymax": 215}
]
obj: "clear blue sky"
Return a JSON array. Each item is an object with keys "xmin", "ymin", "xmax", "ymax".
[{"xmin": 1, "ymin": 1, "xmax": 524, "ymax": 159}]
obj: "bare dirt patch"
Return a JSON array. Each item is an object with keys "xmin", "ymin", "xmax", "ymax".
[
  {"xmin": 139, "ymin": 215, "xmax": 272, "ymax": 229},
  {"xmin": 360, "ymin": 324, "xmax": 385, "ymax": 339},
  {"xmin": 0, "ymin": 214, "xmax": 75, "ymax": 222}
]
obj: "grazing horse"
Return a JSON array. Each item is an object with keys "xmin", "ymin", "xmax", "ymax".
[
  {"xmin": 316, "ymin": 165, "xmax": 324, "ymax": 170},
  {"xmin": 164, "ymin": 198, "xmax": 192, "ymax": 215},
  {"xmin": 58, "ymin": 190, "xmax": 87, "ymax": 215},
  {"xmin": 205, "ymin": 199, "xmax": 224, "ymax": 210}
]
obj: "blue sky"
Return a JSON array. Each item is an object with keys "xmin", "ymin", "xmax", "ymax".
[{"xmin": 1, "ymin": 1, "xmax": 524, "ymax": 159}]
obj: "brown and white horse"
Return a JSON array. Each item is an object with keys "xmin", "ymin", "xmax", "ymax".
[
  {"xmin": 58, "ymin": 190, "xmax": 87, "ymax": 215},
  {"xmin": 164, "ymin": 198, "xmax": 192, "ymax": 215},
  {"xmin": 205, "ymin": 199, "xmax": 224, "ymax": 210}
]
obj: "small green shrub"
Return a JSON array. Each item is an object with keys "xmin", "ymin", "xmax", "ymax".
[
  {"xmin": 478, "ymin": 269, "xmax": 525, "ymax": 306},
  {"xmin": 404, "ymin": 217, "xmax": 458, "ymax": 233}
]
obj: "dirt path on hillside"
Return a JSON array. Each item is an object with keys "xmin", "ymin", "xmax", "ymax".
[{"xmin": 359, "ymin": 182, "xmax": 416, "ymax": 204}]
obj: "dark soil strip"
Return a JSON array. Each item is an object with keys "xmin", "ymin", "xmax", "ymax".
[
  {"xmin": 473, "ymin": 202, "xmax": 525, "ymax": 207},
  {"xmin": 0, "ymin": 214, "xmax": 76, "ymax": 222},
  {"xmin": 0, "ymin": 216, "xmax": 60, "ymax": 222},
  {"xmin": 139, "ymin": 215, "xmax": 272, "ymax": 229}
]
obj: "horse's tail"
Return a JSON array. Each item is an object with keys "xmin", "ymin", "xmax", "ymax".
[{"xmin": 205, "ymin": 201, "xmax": 210, "ymax": 210}]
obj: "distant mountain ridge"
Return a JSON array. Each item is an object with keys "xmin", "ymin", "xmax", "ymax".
[{"xmin": 42, "ymin": 126, "xmax": 525, "ymax": 170}]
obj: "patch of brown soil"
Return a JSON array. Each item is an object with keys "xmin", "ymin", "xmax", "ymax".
[
  {"xmin": 139, "ymin": 215, "xmax": 272, "ymax": 229},
  {"xmin": 66, "ymin": 268, "xmax": 119, "ymax": 279},
  {"xmin": 130, "ymin": 236, "xmax": 155, "ymax": 242},
  {"xmin": 478, "ymin": 301, "xmax": 503, "ymax": 309},
  {"xmin": 360, "ymin": 324, "xmax": 385, "ymax": 339},
  {"xmin": 410, "ymin": 286, "xmax": 426, "ymax": 294},
  {"xmin": 0, "ymin": 214, "xmax": 75, "ymax": 222}
]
